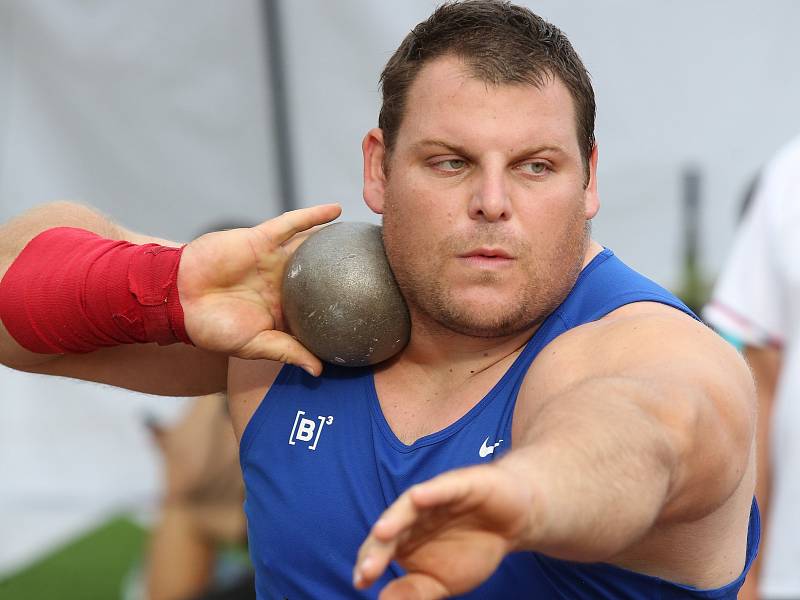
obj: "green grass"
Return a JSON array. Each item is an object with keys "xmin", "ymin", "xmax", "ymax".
[{"xmin": 0, "ymin": 516, "xmax": 147, "ymax": 600}]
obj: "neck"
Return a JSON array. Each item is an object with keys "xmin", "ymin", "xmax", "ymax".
[
  {"xmin": 402, "ymin": 312, "xmax": 533, "ymax": 372},
  {"xmin": 372, "ymin": 314, "xmax": 533, "ymax": 444}
]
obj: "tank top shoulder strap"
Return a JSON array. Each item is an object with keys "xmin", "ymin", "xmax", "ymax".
[
  {"xmin": 498, "ymin": 249, "xmax": 697, "ymax": 386},
  {"xmin": 556, "ymin": 248, "xmax": 697, "ymax": 328}
]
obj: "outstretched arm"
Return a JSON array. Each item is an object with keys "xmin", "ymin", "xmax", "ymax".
[
  {"xmin": 355, "ymin": 304, "xmax": 756, "ymax": 598},
  {"xmin": 1, "ymin": 201, "xmax": 341, "ymax": 395},
  {"xmin": 500, "ymin": 310, "xmax": 755, "ymax": 562}
]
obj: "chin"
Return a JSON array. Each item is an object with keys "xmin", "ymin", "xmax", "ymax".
[
  {"xmin": 439, "ymin": 316, "xmax": 536, "ymax": 339},
  {"xmin": 432, "ymin": 299, "xmax": 543, "ymax": 339}
]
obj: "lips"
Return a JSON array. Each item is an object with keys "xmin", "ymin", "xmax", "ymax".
[{"xmin": 459, "ymin": 247, "xmax": 513, "ymax": 259}]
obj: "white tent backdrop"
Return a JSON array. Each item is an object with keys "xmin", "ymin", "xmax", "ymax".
[{"xmin": 0, "ymin": 0, "xmax": 281, "ymax": 240}]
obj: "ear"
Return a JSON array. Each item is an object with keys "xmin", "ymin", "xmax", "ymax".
[
  {"xmin": 583, "ymin": 144, "xmax": 600, "ymax": 220},
  {"xmin": 362, "ymin": 128, "xmax": 388, "ymax": 215}
]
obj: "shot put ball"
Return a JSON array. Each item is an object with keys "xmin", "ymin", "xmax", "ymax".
[{"xmin": 282, "ymin": 222, "xmax": 411, "ymax": 367}]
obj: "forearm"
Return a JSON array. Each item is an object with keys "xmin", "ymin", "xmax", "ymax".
[
  {"xmin": 499, "ymin": 375, "xmax": 745, "ymax": 562},
  {"xmin": 499, "ymin": 379, "xmax": 673, "ymax": 561},
  {"xmin": 0, "ymin": 202, "xmax": 229, "ymax": 395},
  {"xmin": 1, "ymin": 202, "xmax": 121, "ymax": 253},
  {"xmin": 0, "ymin": 201, "xmax": 175, "ymax": 252},
  {"xmin": 0, "ymin": 202, "xmax": 125, "ymax": 367},
  {"xmin": 1, "ymin": 202, "xmax": 338, "ymax": 391}
]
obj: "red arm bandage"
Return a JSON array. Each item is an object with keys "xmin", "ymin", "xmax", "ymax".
[{"xmin": 0, "ymin": 227, "xmax": 192, "ymax": 354}]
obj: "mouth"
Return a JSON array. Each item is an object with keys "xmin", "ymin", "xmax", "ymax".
[
  {"xmin": 459, "ymin": 247, "xmax": 513, "ymax": 259},
  {"xmin": 457, "ymin": 247, "xmax": 515, "ymax": 268}
]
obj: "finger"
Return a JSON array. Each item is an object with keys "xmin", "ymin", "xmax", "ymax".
[
  {"xmin": 237, "ymin": 329, "xmax": 324, "ymax": 376},
  {"xmin": 408, "ymin": 469, "xmax": 475, "ymax": 511},
  {"xmin": 358, "ymin": 473, "xmax": 473, "ymax": 584},
  {"xmin": 256, "ymin": 204, "xmax": 341, "ymax": 245},
  {"xmin": 280, "ymin": 223, "xmax": 329, "ymax": 256},
  {"xmin": 353, "ymin": 526, "xmax": 400, "ymax": 590},
  {"xmin": 354, "ymin": 491, "xmax": 421, "ymax": 589},
  {"xmin": 379, "ymin": 573, "xmax": 450, "ymax": 600}
]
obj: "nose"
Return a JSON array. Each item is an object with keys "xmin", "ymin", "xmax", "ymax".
[{"xmin": 468, "ymin": 168, "xmax": 512, "ymax": 222}]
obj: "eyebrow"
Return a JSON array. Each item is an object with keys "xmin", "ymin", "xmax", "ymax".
[
  {"xmin": 410, "ymin": 139, "xmax": 470, "ymax": 156},
  {"xmin": 410, "ymin": 139, "xmax": 570, "ymax": 161}
]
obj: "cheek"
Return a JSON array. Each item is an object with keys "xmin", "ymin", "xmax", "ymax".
[
  {"xmin": 383, "ymin": 181, "xmax": 441, "ymax": 246},
  {"xmin": 383, "ymin": 216, "xmax": 434, "ymax": 268},
  {"xmin": 518, "ymin": 197, "xmax": 586, "ymax": 257},
  {"xmin": 518, "ymin": 197, "xmax": 570, "ymax": 233}
]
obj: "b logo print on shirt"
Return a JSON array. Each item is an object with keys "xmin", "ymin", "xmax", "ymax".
[{"xmin": 288, "ymin": 410, "xmax": 334, "ymax": 450}]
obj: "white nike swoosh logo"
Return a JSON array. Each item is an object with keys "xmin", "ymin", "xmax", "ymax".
[{"xmin": 479, "ymin": 436, "xmax": 503, "ymax": 458}]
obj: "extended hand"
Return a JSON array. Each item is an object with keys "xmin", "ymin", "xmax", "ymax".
[
  {"xmin": 177, "ymin": 204, "xmax": 341, "ymax": 372},
  {"xmin": 354, "ymin": 464, "xmax": 532, "ymax": 599}
]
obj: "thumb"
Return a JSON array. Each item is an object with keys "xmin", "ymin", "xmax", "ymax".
[
  {"xmin": 236, "ymin": 329, "xmax": 323, "ymax": 375},
  {"xmin": 379, "ymin": 573, "xmax": 449, "ymax": 600}
]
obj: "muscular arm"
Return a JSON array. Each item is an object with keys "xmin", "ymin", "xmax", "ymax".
[
  {"xmin": 1, "ymin": 201, "xmax": 340, "ymax": 396},
  {"xmin": 0, "ymin": 202, "xmax": 228, "ymax": 395},
  {"xmin": 356, "ymin": 304, "xmax": 756, "ymax": 597},
  {"xmin": 502, "ymin": 304, "xmax": 755, "ymax": 562}
]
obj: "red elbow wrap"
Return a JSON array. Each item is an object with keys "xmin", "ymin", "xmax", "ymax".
[{"xmin": 0, "ymin": 227, "xmax": 193, "ymax": 354}]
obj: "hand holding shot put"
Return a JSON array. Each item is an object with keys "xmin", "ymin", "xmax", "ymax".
[
  {"xmin": 177, "ymin": 203, "xmax": 341, "ymax": 370},
  {"xmin": 0, "ymin": 202, "xmax": 340, "ymax": 394},
  {"xmin": 0, "ymin": 2, "xmax": 759, "ymax": 598}
]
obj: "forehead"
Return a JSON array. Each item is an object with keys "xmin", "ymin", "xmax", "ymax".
[{"xmin": 396, "ymin": 56, "xmax": 580, "ymax": 155}]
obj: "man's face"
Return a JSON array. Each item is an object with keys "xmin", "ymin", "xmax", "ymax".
[{"xmin": 363, "ymin": 55, "xmax": 599, "ymax": 338}]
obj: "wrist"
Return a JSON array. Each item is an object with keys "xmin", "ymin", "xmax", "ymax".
[
  {"xmin": 493, "ymin": 452, "xmax": 547, "ymax": 553},
  {"xmin": 0, "ymin": 227, "xmax": 192, "ymax": 353},
  {"xmin": 126, "ymin": 243, "xmax": 192, "ymax": 346}
]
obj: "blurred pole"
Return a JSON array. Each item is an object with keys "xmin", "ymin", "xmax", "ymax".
[
  {"xmin": 679, "ymin": 165, "xmax": 708, "ymax": 313},
  {"xmin": 262, "ymin": 0, "xmax": 297, "ymax": 213},
  {"xmin": 683, "ymin": 165, "xmax": 700, "ymax": 278}
]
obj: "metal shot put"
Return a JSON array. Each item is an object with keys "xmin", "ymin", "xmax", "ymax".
[{"xmin": 282, "ymin": 222, "xmax": 410, "ymax": 366}]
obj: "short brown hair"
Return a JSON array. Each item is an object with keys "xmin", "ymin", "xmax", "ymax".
[{"xmin": 379, "ymin": 0, "xmax": 595, "ymax": 176}]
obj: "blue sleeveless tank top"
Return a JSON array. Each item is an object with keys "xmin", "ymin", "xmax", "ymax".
[{"xmin": 240, "ymin": 248, "xmax": 759, "ymax": 599}]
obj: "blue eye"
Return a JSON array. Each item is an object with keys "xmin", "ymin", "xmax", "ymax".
[
  {"xmin": 438, "ymin": 159, "xmax": 466, "ymax": 171},
  {"xmin": 521, "ymin": 162, "xmax": 548, "ymax": 175}
]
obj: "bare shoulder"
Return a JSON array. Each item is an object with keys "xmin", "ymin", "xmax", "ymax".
[
  {"xmin": 516, "ymin": 300, "xmax": 756, "ymax": 510},
  {"xmin": 516, "ymin": 301, "xmax": 757, "ymax": 584},
  {"xmin": 520, "ymin": 301, "xmax": 754, "ymax": 412},
  {"xmin": 227, "ymin": 357, "xmax": 283, "ymax": 440}
]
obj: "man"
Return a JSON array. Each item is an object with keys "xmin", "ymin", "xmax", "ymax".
[
  {"xmin": 704, "ymin": 135, "xmax": 800, "ymax": 600},
  {"xmin": 0, "ymin": 2, "xmax": 757, "ymax": 599}
]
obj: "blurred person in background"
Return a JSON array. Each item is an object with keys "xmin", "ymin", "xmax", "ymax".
[
  {"xmin": 704, "ymin": 135, "xmax": 800, "ymax": 600},
  {"xmin": 147, "ymin": 393, "xmax": 253, "ymax": 600},
  {"xmin": 0, "ymin": 1, "xmax": 274, "ymax": 598}
]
